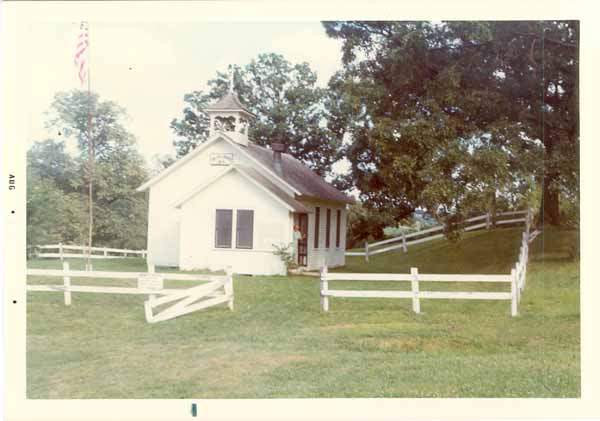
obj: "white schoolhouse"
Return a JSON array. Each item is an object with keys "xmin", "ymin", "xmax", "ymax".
[{"xmin": 137, "ymin": 90, "xmax": 353, "ymax": 275}]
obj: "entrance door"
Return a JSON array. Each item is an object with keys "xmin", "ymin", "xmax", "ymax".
[{"xmin": 297, "ymin": 213, "xmax": 308, "ymax": 266}]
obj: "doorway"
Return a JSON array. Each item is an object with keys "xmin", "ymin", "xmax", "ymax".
[{"xmin": 296, "ymin": 213, "xmax": 308, "ymax": 266}]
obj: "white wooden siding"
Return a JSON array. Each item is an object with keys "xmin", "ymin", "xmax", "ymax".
[
  {"xmin": 147, "ymin": 137, "xmax": 261, "ymax": 267},
  {"xmin": 179, "ymin": 169, "xmax": 291, "ymax": 275},
  {"xmin": 145, "ymin": 134, "xmax": 348, "ymax": 275},
  {"xmin": 148, "ymin": 141, "xmax": 234, "ymax": 266},
  {"xmin": 304, "ymin": 202, "xmax": 346, "ymax": 270}
]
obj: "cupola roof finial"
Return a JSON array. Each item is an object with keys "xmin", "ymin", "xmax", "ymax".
[{"xmin": 228, "ymin": 66, "xmax": 234, "ymax": 94}]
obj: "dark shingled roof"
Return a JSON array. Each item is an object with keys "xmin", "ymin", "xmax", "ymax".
[
  {"xmin": 240, "ymin": 167, "xmax": 310, "ymax": 213},
  {"xmin": 244, "ymin": 142, "xmax": 354, "ymax": 205},
  {"xmin": 204, "ymin": 93, "xmax": 255, "ymax": 116}
]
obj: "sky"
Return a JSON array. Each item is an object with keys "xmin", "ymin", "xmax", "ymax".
[{"xmin": 28, "ymin": 21, "xmax": 345, "ymax": 168}]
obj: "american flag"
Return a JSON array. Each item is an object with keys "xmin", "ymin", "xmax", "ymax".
[{"xmin": 74, "ymin": 22, "xmax": 89, "ymax": 84}]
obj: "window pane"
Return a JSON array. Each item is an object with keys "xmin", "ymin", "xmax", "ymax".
[
  {"xmin": 215, "ymin": 209, "xmax": 232, "ymax": 248},
  {"xmin": 236, "ymin": 210, "xmax": 254, "ymax": 249},
  {"xmin": 314, "ymin": 207, "xmax": 320, "ymax": 248}
]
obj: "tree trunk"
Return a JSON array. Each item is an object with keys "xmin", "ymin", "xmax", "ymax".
[
  {"xmin": 540, "ymin": 173, "xmax": 561, "ymax": 226},
  {"xmin": 489, "ymin": 190, "xmax": 497, "ymax": 228}
]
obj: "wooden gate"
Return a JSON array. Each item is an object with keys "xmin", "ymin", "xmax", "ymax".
[
  {"xmin": 144, "ymin": 277, "xmax": 234, "ymax": 323},
  {"xmin": 27, "ymin": 264, "xmax": 234, "ymax": 324}
]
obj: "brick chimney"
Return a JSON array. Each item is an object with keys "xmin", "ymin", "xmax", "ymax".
[{"xmin": 272, "ymin": 143, "xmax": 285, "ymax": 176}]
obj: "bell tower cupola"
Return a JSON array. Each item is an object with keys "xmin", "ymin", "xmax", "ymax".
[{"xmin": 204, "ymin": 69, "xmax": 255, "ymax": 146}]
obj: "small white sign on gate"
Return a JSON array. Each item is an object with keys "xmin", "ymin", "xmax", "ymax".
[{"xmin": 138, "ymin": 273, "xmax": 164, "ymax": 291}]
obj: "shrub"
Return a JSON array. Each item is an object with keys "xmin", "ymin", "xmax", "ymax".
[
  {"xmin": 272, "ymin": 242, "xmax": 297, "ymax": 273},
  {"xmin": 440, "ymin": 212, "xmax": 465, "ymax": 242}
]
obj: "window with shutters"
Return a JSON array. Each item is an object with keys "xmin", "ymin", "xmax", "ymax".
[
  {"xmin": 326, "ymin": 209, "xmax": 331, "ymax": 248},
  {"xmin": 236, "ymin": 209, "xmax": 254, "ymax": 249},
  {"xmin": 314, "ymin": 207, "xmax": 320, "ymax": 248},
  {"xmin": 215, "ymin": 209, "xmax": 233, "ymax": 248},
  {"xmin": 336, "ymin": 209, "xmax": 341, "ymax": 248}
]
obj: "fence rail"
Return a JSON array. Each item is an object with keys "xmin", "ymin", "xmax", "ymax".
[
  {"xmin": 34, "ymin": 243, "xmax": 147, "ymax": 260},
  {"xmin": 27, "ymin": 262, "xmax": 234, "ymax": 323},
  {"xmin": 326, "ymin": 209, "xmax": 535, "ymax": 317},
  {"xmin": 347, "ymin": 209, "xmax": 531, "ymax": 260}
]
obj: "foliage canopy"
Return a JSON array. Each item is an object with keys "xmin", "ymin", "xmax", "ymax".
[
  {"xmin": 27, "ymin": 91, "xmax": 148, "ymax": 251},
  {"xmin": 323, "ymin": 21, "xmax": 578, "ymax": 228},
  {"xmin": 170, "ymin": 53, "xmax": 342, "ymax": 176}
]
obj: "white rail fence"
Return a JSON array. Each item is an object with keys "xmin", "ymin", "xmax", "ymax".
[
  {"xmin": 35, "ymin": 243, "xmax": 147, "ymax": 260},
  {"xmin": 323, "ymin": 210, "xmax": 535, "ymax": 317},
  {"xmin": 347, "ymin": 209, "xmax": 533, "ymax": 261},
  {"xmin": 513, "ymin": 208, "xmax": 534, "ymax": 305},
  {"xmin": 27, "ymin": 263, "xmax": 234, "ymax": 323}
]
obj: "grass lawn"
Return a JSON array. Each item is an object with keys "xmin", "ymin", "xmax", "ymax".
[{"xmin": 26, "ymin": 227, "xmax": 580, "ymax": 398}]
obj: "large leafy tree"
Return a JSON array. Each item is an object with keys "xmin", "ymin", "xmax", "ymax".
[
  {"xmin": 323, "ymin": 21, "xmax": 578, "ymax": 226},
  {"xmin": 489, "ymin": 21, "xmax": 579, "ymax": 225},
  {"xmin": 171, "ymin": 53, "xmax": 341, "ymax": 176},
  {"xmin": 29, "ymin": 91, "xmax": 149, "ymax": 250},
  {"xmin": 27, "ymin": 140, "xmax": 87, "ymax": 250}
]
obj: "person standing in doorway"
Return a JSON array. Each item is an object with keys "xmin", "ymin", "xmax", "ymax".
[{"xmin": 292, "ymin": 224, "xmax": 304, "ymax": 263}]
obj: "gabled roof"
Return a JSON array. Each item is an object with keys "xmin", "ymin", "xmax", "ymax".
[
  {"xmin": 172, "ymin": 165, "xmax": 309, "ymax": 213},
  {"xmin": 204, "ymin": 93, "xmax": 256, "ymax": 118},
  {"xmin": 137, "ymin": 133, "xmax": 354, "ymax": 206},
  {"xmin": 240, "ymin": 166, "xmax": 310, "ymax": 213},
  {"xmin": 245, "ymin": 143, "xmax": 355, "ymax": 205},
  {"xmin": 136, "ymin": 133, "xmax": 299, "ymax": 194}
]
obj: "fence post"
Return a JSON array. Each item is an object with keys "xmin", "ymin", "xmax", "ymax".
[
  {"xmin": 146, "ymin": 262, "xmax": 157, "ymax": 302},
  {"xmin": 364, "ymin": 241, "xmax": 369, "ymax": 263},
  {"xmin": 523, "ymin": 242, "xmax": 528, "ymax": 289},
  {"xmin": 225, "ymin": 266, "xmax": 234, "ymax": 311},
  {"xmin": 59, "ymin": 242, "xmax": 64, "ymax": 261},
  {"xmin": 104, "ymin": 247, "xmax": 108, "ymax": 257},
  {"xmin": 410, "ymin": 267, "xmax": 420, "ymax": 314},
  {"xmin": 63, "ymin": 261, "xmax": 71, "ymax": 306},
  {"xmin": 485, "ymin": 212, "xmax": 491, "ymax": 230},
  {"xmin": 402, "ymin": 232, "xmax": 407, "ymax": 253},
  {"xmin": 320, "ymin": 265, "xmax": 329, "ymax": 312},
  {"xmin": 516, "ymin": 261, "xmax": 522, "ymax": 302},
  {"xmin": 510, "ymin": 268, "xmax": 518, "ymax": 317}
]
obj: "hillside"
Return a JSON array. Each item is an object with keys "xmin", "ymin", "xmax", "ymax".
[
  {"xmin": 26, "ymin": 227, "xmax": 580, "ymax": 398},
  {"xmin": 343, "ymin": 227, "xmax": 527, "ymax": 274}
]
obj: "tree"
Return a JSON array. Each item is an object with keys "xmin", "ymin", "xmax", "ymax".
[
  {"xmin": 32, "ymin": 90, "xmax": 149, "ymax": 250},
  {"xmin": 47, "ymin": 91, "xmax": 134, "ymax": 162},
  {"xmin": 345, "ymin": 202, "xmax": 395, "ymax": 249},
  {"xmin": 170, "ymin": 91, "xmax": 214, "ymax": 158},
  {"xmin": 171, "ymin": 53, "xmax": 342, "ymax": 176},
  {"xmin": 323, "ymin": 21, "xmax": 578, "ymax": 226},
  {"xmin": 27, "ymin": 140, "xmax": 87, "ymax": 251},
  {"xmin": 85, "ymin": 142, "xmax": 148, "ymax": 249},
  {"xmin": 489, "ymin": 21, "xmax": 579, "ymax": 225}
]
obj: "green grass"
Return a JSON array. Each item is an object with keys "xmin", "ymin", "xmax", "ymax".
[{"xmin": 26, "ymin": 227, "xmax": 580, "ymax": 398}]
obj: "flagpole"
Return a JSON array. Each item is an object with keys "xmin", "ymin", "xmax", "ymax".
[{"xmin": 86, "ymin": 22, "xmax": 93, "ymax": 271}]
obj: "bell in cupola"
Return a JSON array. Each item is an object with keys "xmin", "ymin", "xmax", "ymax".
[{"xmin": 204, "ymin": 70, "xmax": 255, "ymax": 146}]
